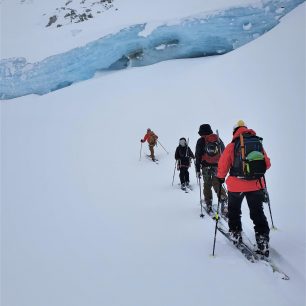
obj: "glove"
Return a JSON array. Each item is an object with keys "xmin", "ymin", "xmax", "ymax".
[
  {"xmin": 140, "ymin": 139, "xmax": 144, "ymax": 143},
  {"xmin": 217, "ymin": 177, "xmax": 225, "ymax": 184}
]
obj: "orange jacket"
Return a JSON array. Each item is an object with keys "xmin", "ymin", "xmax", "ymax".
[{"xmin": 217, "ymin": 127, "xmax": 271, "ymax": 192}]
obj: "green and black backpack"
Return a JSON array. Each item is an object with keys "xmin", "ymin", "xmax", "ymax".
[{"xmin": 230, "ymin": 133, "xmax": 267, "ymax": 180}]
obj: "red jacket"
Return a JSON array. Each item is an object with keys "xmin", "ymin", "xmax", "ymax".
[{"xmin": 217, "ymin": 127, "xmax": 271, "ymax": 192}]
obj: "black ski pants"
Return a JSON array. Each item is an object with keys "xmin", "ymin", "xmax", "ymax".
[
  {"xmin": 179, "ymin": 166, "xmax": 190, "ymax": 185},
  {"xmin": 228, "ymin": 190, "xmax": 270, "ymax": 236}
]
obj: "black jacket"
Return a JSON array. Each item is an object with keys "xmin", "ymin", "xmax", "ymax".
[
  {"xmin": 175, "ymin": 145, "xmax": 195, "ymax": 167},
  {"xmin": 195, "ymin": 135, "xmax": 225, "ymax": 172}
]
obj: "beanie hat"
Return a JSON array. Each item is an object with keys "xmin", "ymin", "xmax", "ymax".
[
  {"xmin": 233, "ymin": 120, "xmax": 246, "ymax": 134},
  {"xmin": 198, "ymin": 124, "xmax": 213, "ymax": 136}
]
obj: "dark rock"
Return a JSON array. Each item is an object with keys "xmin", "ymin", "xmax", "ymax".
[{"xmin": 46, "ymin": 15, "xmax": 57, "ymax": 27}]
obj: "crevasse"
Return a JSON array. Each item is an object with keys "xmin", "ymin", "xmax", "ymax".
[{"xmin": 0, "ymin": 0, "xmax": 304, "ymax": 100}]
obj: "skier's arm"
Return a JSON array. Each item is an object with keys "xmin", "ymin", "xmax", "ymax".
[
  {"xmin": 188, "ymin": 147, "xmax": 195, "ymax": 159},
  {"xmin": 217, "ymin": 143, "xmax": 234, "ymax": 178},
  {"xmin": 142, "ymin": 133, "xmax": 149, "ymax": 142},
  {"xmin": 195, "ymin": 139, "xmax": 202, "ymax": 173},
  {"xmin": 175, "ymin": 147, "xmax": 180, "ymax": 160},
  {"xmin": 263, "ymin": 148, "xmax": 271, "ymax": 170}
]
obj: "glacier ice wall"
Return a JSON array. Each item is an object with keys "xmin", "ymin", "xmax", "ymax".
[{"xmin": 0, "ymin": 0, "xmax": 304, "ymax": 100}]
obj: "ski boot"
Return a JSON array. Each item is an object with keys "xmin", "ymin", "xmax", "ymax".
[
  {"xmin": 181, "ymin": 183, "xmax": 186, "ymax": 191},
  {"xmin": 229, "ymin": 230, "xmax": 242, "ymax": 245},
  {"xmin": 205, "ymin": 200, "xmax": 212, "ymax": 213},
  {"xmin": 255, "ymin": 233, "xmax": 270, "ymax": 258}
]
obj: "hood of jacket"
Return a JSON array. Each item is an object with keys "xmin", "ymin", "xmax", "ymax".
[{"xmin": 232, "ymin": 127, "xmax": 256, "ymax": 141}]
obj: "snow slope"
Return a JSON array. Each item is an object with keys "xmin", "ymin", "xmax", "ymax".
[{"xmin": 1, "ymin": 3, "xmax": 305, "ymax": 306}]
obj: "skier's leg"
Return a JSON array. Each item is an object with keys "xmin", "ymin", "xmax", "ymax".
[
  {"xmin": 202, "ymin": 167, "xmax": 213, "ymax": 209},
  {"xmin": 149, "ymin": 144, "xmax": 155, "ymax": 161},
  {"xmin": 228, "ymin": 192, "xmax": 244, "ymax": 233},
  {"xmin": 245, "ymin": 191, "xmax": 270, "ymax": 236},
  {"xmin": 179, "ymin": 168, "xmax": 184, "ymax": 185},
  {"xmin": 246, "ymin": 190, "xmax": 270, "ymax": 254},
  {"xmin": 212, "ymin": 173, "xmax": 227, "ymax": 201},
  {"xmin": 179, "ymin": 167, "xmax": 188, "ymax": 186},
  {"xmin": 185, "ymin": 168, "xmax": 190, "ymax": 186}
]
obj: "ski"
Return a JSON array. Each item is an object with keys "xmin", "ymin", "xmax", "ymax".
[
  {"xmin": 209, "ymin": 204, "xmax": 290, "ymax": 280},
  {"xmin": 145, "ymin": 155, "xmax": 159, "ymax": 164},
  {"xmin": 217, "ymin": 224, "xmax": 257, "ymax": 262},
  {"xmin": 204, "ymin": 205, "xmax": 256, "ymax": 262}
]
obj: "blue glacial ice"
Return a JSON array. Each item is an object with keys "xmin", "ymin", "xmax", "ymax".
[{"xmin": 0, "ymin": 0, "xmax": 304, "ymax": 100}]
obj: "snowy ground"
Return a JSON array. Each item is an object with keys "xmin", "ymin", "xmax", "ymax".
[{"xmin": 1, "ymin": 2, "xmax": 305, "ymax": 306}]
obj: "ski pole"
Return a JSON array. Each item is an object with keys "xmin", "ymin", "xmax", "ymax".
[
  {"xmin": 198, "ymin": 175, "xmax": 204, "ymax": 218},
  {"xmin": 193, "ymin": 159, "xmax": 198, "ymax": 185},
  {"xmin": 216, "ymin": 129, "xmax": 225, "ymax": 154},
  {"xmin": 212, "ymin": 183, "xmax": 222, "ymax": 256},
  {"xmin": 186, "ymin": 137, "xmax": 190, "ymax": 158},
  {"xmin": 139, "ymin": 142, "xmax": 143, "ymax": 161},
  {"xmin": 216, "ymin": 129, "xmax": 221, "ymax": 151},
  {"xmin": 172, "ymin": 160, "xmax": 177, "ymax": 186},
  {"xmin": 157, "ymin": 140, "xmax": 169, "ymax": 154},
  {"xmin": 263, "ymin": 176, "xmax": 276, "ymax": 229}
]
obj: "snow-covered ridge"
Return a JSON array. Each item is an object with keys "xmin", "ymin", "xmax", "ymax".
[{"xmin": 0, "ymin": 0, "xmax": 304, "ymax": 100}]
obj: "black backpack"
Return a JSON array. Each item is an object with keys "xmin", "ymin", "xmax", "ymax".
[{"xmin": 230, "ymin": 133, "xmax": 267, "ymax": 180}]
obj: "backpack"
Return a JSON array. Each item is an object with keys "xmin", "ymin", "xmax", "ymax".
[
  {"xmin": 230, "ymin": 133, "xmax": 267, "ymax": 180},
  {"xmin": 148, "ymin": 132, "xmax": 158, "ymax": 145},
  {"xmin": 201, "ymin": 134, "xmax": 221, "ymax": 165},
  {"xmin": 177, "ymin": 146, "xmax": 192, "ymax": 166}
]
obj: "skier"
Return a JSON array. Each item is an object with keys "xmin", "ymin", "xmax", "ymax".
[
  {"xmin": 195, "ymin": 124, "xmax": 228, "ymax": 215},
  {"xmin": 175, "ymin": 138, "xmax": 195, "ymax": 191},
  {"xmin": 217, "ymin": 120, "xmax": 271, "ymax": 256},
  {"xmin": 140, "ymin": 128, "xmax": 158, "ymax": 162}
]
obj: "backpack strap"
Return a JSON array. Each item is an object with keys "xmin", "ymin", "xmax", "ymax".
[{"xmin": 239, "ymin": 134, "xmax": 246, "ymax": 175}]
